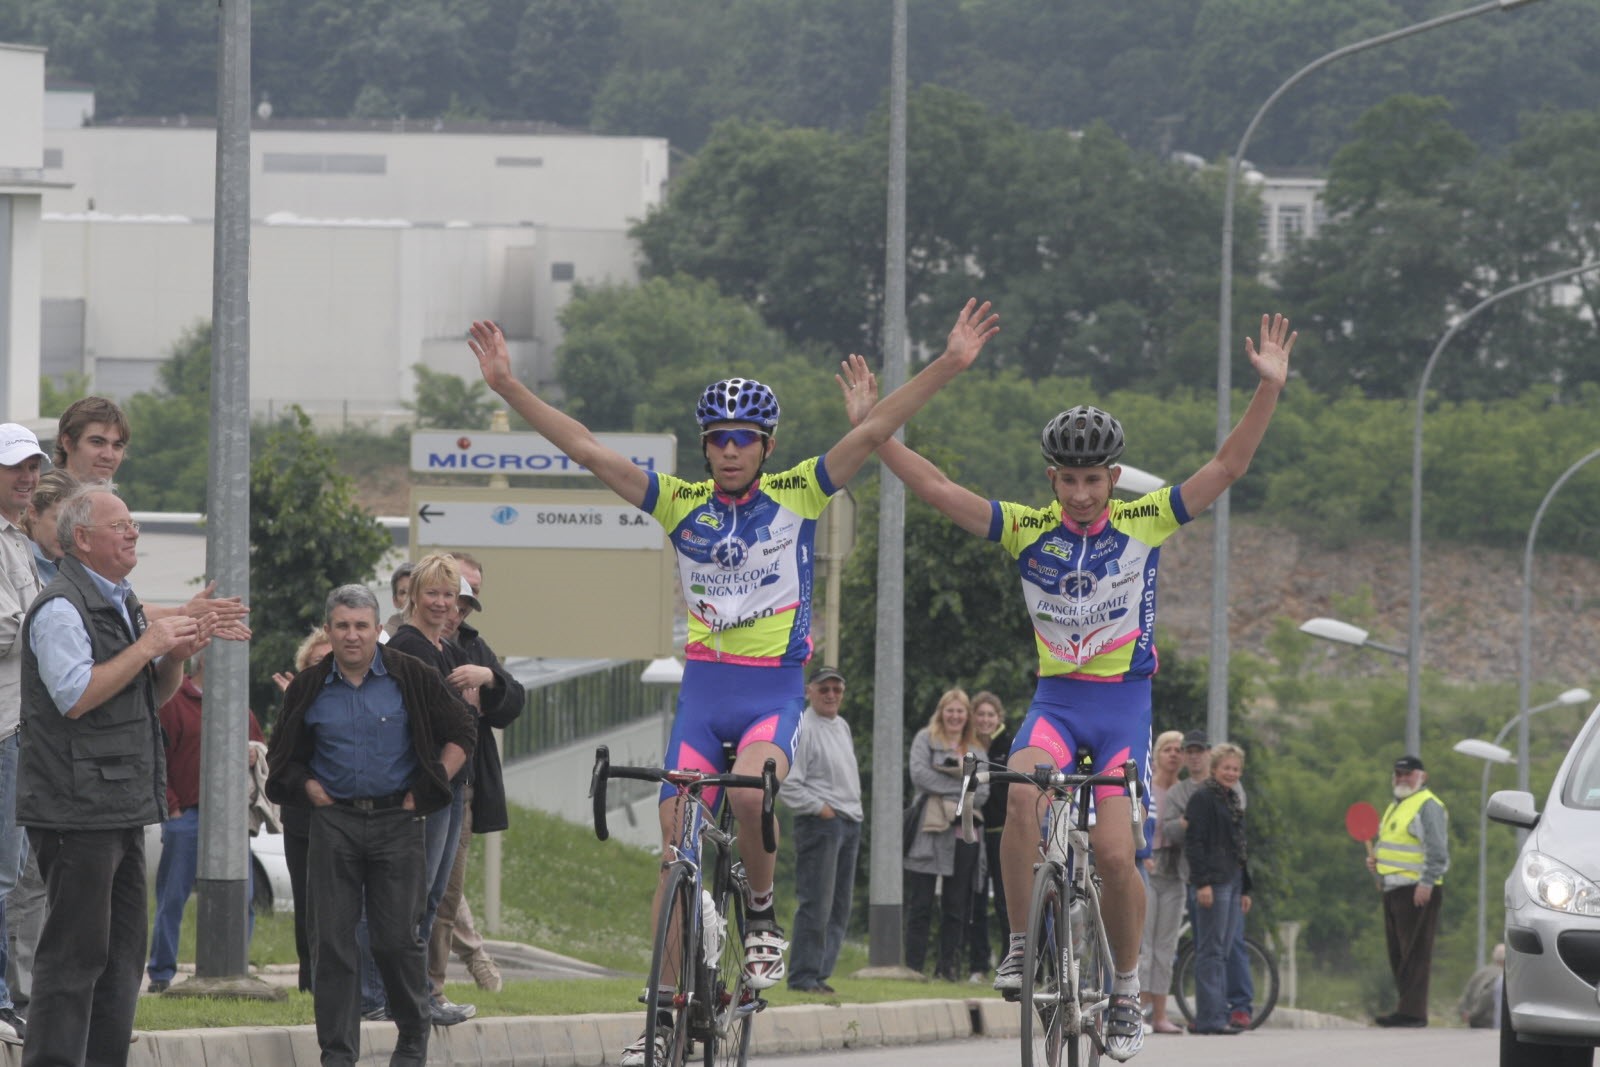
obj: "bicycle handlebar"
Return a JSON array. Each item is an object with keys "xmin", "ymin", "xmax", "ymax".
[
  {"xmin": 588, "ymin": 745, "xmax": 779, "ymax": 852},
  {"xmin": 956, "ymin": 752, "xmax": 1147, "ymax": 849}
]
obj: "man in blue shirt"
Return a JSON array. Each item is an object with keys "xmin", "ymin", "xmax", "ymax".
[
  {"xmin": 17, "ymin": 485, "xmax": 217, "ymax": 1065},
  {"xmin": 266, "ymin": 585, "xmax": 475, "ymax": 1067}
]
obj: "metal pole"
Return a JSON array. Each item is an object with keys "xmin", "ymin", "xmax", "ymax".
[
  {"xmin": 196, "ymin": 0, "xmax": 253, "ymax": 979},
  {"xmin": 868, "ymin": 0, "xmax": 908, "ymax": 969},
  {"xmin": 1412, "ymin": 263, "xmax": 1599, "ymax": 756},
  {"xmin": 1518, "ymin": 448, "xmax": 1600, "ymax": 793},
  {"xmin": 1211, "ymin": 0, "xmax": 1542, "ymax": 743}
]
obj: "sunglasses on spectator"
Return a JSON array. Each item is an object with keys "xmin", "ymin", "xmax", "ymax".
[{"xmin": 701, "ymin": 428, "xmax": 770, "ymax": 449}]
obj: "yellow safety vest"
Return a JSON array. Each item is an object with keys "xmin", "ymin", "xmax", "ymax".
[{"xmin": 1374, "ymin": 788, "xmax": 1446, "ymax": 885}]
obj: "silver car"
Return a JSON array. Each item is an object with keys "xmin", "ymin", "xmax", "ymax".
[{"xmin": 1488, "ymin": 702, "xmax": 1600, "ymax": 1067}]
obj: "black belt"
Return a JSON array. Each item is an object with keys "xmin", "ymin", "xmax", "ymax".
[{"xmin": 330, "ymin": 791, "xmax": 409, "ymax": 812}]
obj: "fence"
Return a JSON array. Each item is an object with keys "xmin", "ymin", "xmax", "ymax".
[{"xmin": 499, "ymin": 657, "xmax": 666, "ymax": 761}]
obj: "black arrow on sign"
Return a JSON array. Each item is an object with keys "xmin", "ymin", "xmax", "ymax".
[{"xmin": 418, "ymin": 504, "xmax": 445, "ymax": 523}]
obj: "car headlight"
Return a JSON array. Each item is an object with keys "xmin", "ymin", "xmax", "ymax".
[{"xmin": 1520, "ymin": 851, "xmax": 1600, "ymax": 915}]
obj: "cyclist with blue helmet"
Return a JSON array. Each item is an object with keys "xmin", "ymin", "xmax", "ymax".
[
  {"xmin": 469, "ymin": 300, "xmax": 997, "ymax": 1063},
  {"xmin": 838, "ymin": 313, "xmax": 1295, "ymax": 1062}
]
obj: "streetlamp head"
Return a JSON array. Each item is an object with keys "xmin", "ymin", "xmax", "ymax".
[
  {"xmin": 640, "ymin": 657, "xmax": 684, "ymax": 686},
  {"xmin": 1299, "ymin": 617, "xmax": 1371, "ymax": 647},
  {"xmin": 1557, "ymin": 687, "xmax": 1592, "ymax": 707},
  {"xmin": 1454, "ymin": 738, "xmax": 1514, "ymax": 764}
]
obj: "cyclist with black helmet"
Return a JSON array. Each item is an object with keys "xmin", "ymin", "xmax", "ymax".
[
  {"xmin": 468, "ymin": 301, "xmax": 997, "ymax": 1063},
  {"xmin": 838, "ymin": 313, "xmax": 1294, "ymax": 1062}
]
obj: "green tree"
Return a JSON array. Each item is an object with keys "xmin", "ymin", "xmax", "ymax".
[
  {"xmin": 114, "ymin": 320, "xmax": 213, "ymax": 511},
  {"xmin": 404, "ymin": 363, "xmax": 497, "ymax": 430},
  {"xmin": 506, "ymin": 0, "xmax": 622, "ymax": 127},
  {"xmin": 249, "ymin": 408, "xmax": 391, "ymax": 722},
  {"xmin": 39, "ymin": 372, "xmax": 91, "ymax": 419}
]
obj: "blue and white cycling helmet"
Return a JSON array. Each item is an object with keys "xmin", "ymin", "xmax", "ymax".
[
  {"xmin": 695, "ymin": 378, "xmax": 780, "ymax": 430},
  {"xmin": 1041, "ymin": 405, "xmax": 1125, "ymax": 467}
]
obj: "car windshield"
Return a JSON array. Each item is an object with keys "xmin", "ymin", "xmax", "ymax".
[{"xmin": 1560, "ymin": 717, "xmax": 1600, "ymax": 810}]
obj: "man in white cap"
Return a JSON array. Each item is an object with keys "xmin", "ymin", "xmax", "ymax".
[{"xmin": 0, "ymin": 424, "xmax": 47, "ymax": 1044}]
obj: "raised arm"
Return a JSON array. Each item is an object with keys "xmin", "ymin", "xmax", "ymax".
[
  {"xmin": 1179, "ymin": 313, "xmax": 1295, "ymax": 515},
  {"xmin": 836, "ymin": 354, "xmax": 992, "ymax": 537},
  {"xmin": 819, "ymin": 299, "xmax": 998, "ymax": 488},
  {"xmin": 467, "ymin": 321, "xmax": 650, "ymax": 508}
]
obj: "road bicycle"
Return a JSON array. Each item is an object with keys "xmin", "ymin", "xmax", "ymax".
[
  {"xmin": 1168, "ymin": 919, "xmax": 1279, "ymax": 1029},
  {"xmin": 590, "ymin": 745, "xmax": 778, "ymax": 1067},
  {"xmin": 958, "ymin": 749, "xmax": 1146, "ymax": 1067}
]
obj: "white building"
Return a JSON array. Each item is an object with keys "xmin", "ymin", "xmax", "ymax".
[
  {"xmin": 1255, "ymin": 172, "xmax": 1327, "ymax": 265},
  {"xmin": 0, "ymin": 44, "xmax": 67, "ymax": 423},
  {"xmin": 33, "ymin": 99, "xmax": 668, "ymax": 427}
]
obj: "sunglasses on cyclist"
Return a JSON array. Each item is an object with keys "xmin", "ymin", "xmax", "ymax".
[{"xmin": 700, "ymin": 428, "xmax": 770, "ymax": 450}]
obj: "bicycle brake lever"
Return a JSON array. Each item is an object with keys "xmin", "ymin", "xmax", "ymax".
[
  {"xmin": 760, "ymin": 758, "xmax": 778, "ymax": 854},
  {"xmin": 1122, "ymin": 759, "xmax": 1147, "ymax": 852},
  {"xmin": 590, "ymin": 746, "xmax": 610, "ymax": 842},
  {"xmin": 957, "ymin": 751, "xmax": 979, "ymax": 842}
]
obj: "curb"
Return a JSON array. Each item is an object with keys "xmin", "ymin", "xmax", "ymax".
[{"xmin": 1, "ymin": 999, "xmax": 1365, "ymax": 1066}]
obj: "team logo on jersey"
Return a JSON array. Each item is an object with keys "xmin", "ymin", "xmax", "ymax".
[
  {"xmin": 1058, "ymin": 570, "xmax": 1097, "ymax": 599},
  {"xmin": 679, "ymin": 530, "xmax": 710, "ymax": 547},
  {"xmin": 695, "ymin": 512, "xmax": 724, "ymax": 531},
  {"xmin": 1026, "ymin": 558, "xmax": 1061, "ymax": 580},
  {"xmin": 1040, "ymin": 539, "xmax": 1073, "ymax": 562},
  {"xmin": 695, "ymin": 599, "xmax": 718, "ymax": 617},
  {"xmin": 712, "ymin": 538, "xmax": 750, "ymax": 568}
]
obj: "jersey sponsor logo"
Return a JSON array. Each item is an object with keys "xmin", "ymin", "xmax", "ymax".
[
  {"xmin": 711, "ymin": 538, "xmax": 750, "ymax": 568},
  {"xmin": 760, "ymin": 538, "xmax": 795, "ymax": 558},
  {"xmin": 763, "ymin": 474, "xmax": 810, "ymax": 492},
  {"xmin": 1025, "ymin": 558, "xmax": 1062, "ymax": 580},
  {"xmin": 1038, "ymin": 622, "xmax": 1125, "ymax": 664},
  {"xmin": 1119, "ymin": 502, "xmax": 1161, "ymax": 519},
  {"xmin": 1034, "ymin": 591, "xmax": 1132, "ymax": 623},
  {"xmin": 1016, "ymin": 513, "xmax": 1055, "ymax": 531},
  {"xmin": 674, "ymin": 484, "xmax": 713, "ymax": 502},
  {"xmin": 1059, "ymin": 570, "xmax": 1097, "ymax": 599},
  {"xmin": 695, "ymin": 598, "xmax": 718, "ymax": 617},
  {"xmin": 1040, "ymin": 539, "xmax": 1074, "ymax": 562},
  {"xmin": 679, "ymin": 530, "xmax": 710, "ymax": 547},
  {"xmin": 706, "ymin": 606, "xmax": 776, "ymax": 633},
  {"xmin": 694, "ymin": 512, "xmax": 724, "ymax": 531},
  {"xmin": 1110, "ymin": 569, "xmax": 1139, "ymax": 589},
  {"xmin": 1094, "ymin": 534, "xmax": 1118, "ymax": 552},
  {"xmin": 1088, "ymin": 540, "xmax": 1123, "ymax": 563},
  {"xmin": 689, "ymin": 562, "xmax": 783, "ymax": 598}
]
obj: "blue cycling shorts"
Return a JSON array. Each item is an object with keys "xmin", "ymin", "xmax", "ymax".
[
  {"xmin": 661, "ymin": 660, "xmax": 805, "ymax": 804},
  {"xmin": 1010, "ymin": 675, "xmax": 1153, "ymax": 803}
]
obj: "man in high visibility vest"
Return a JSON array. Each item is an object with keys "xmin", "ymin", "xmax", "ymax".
[{"xmin": 1365, "ymin": 754, "xmax": 1449, "ymax": 1027}]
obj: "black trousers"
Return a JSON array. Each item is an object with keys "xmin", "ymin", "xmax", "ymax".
[
  {"xmin": 23, "ymin": 827, "xmax": 146, "ymax": 1067},
  {"xmin": 1383, "ymin": 884, "xmax": 1443, "ymax": 1020},
  {"xmin": 904, "ymin": 836, "xmax": 982, "ymax": 978},
  {"xmin": 308, "ymin": 804, "xmax": 430, "ymax": 1067},
  {"xmin": 281, "ymin": 806, "xmax": 313, "ymax": 993}
]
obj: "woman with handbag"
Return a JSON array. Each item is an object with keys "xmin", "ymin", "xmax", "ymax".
[{"xmin": 903, "ymin": 689, "xmax": 988, "ymax": 981}]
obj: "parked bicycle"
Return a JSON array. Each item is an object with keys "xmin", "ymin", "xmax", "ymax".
[
  {"xmin": 1169, "ymin": 920, "xmax": 1280, "ymax": 1030},
  {"xmin": 958, "ymin": 748, "xmax": 1146, "ymax": 1067},
  {"xmin": 589, "ymin": 745, "xmax": 779, "ymax": 1067}
]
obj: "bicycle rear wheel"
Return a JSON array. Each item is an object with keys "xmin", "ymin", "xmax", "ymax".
[
  {"xmin": 1172, "ymin": 934, "xmax": 1278, "ymax": 1030},
  {"xmin": 645, "ymin": 864, "xmax": 697, "ymax": 1067},
  {"xmin": 703, "ymin": 873, "xmax": 755, "ymax": 1067},
  {"xmin": 1022, "ymin": 861, "xmax": 1067, "ymax": 1067}
]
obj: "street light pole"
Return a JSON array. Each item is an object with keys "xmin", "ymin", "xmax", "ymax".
[
  {"xmin": 1453, "ymin": 688, "xmax": 1590, "ymax": 968},
  {"xmin": 1518, "ymin": 449, "xmax": 1600, "ymax": 793},
  {"xmin": 1210, "ymin": 0, "xmax": 1544, "ymax": 743},
  {"xmin": 1410, "ymin": 261, "xmax": 1599, "ymax": 756}
]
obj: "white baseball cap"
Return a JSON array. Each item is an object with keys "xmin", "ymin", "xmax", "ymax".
[
  {"xmin": 458, "ymin": 574, "xmax": 483, "ymax": 613},
  {"xmin": 0, "ymin": 425, "xmax": 47, "ymax": 468}
]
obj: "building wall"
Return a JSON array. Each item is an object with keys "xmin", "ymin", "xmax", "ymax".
[
  {"xmin": 0, "ymin": 43, "xmax": 48, "ymax": 422},
  {"xmin": 36, "ymin": 122, "xmax": 666, "ymax": 420}
]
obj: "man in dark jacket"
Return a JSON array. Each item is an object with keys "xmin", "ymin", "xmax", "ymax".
[
  {"xmin": 18, "ymin": 485, "xmax": 216, "ymax": 1065},
  {"xmin": 266, "ymin": 584, "xmax": 475, "ymax": 1067}
]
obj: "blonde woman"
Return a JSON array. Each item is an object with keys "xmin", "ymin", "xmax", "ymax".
[
  {"xmin": 904, "ymin": 689, "xmax": 988, "ymax": 981},
  {"xmin": 1139, "ymin": 730, "xmax": 1187, "ymax": 1033}
]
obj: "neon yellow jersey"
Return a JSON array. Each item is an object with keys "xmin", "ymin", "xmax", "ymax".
[
  {"xmin": 990, "ymin": 486, "xmax": 1191, "ymax": 679},
  {"xmin": 643, "ymin": 457, "xmax": 838, "ymax": 667}
]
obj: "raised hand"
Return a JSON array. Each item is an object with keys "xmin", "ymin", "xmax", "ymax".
[
  {"xmin": 942, "ymin": 298, "xmax": 1001, "ymax": 371},
  {"xmin": 1244, "ymin": 313, "xmax": 1295, "ymax": 390},
  {"xmin": 467, "ymin": 320, "xmax": 515, "ymax": 393},
  {"xmin": 272, "ymin": 670, "xmax": 296, "ymax": 693},
  {"xmin": 835, "ymin": 354, "xmax": 879, "ymax": 428},
  {"xmin": 186, "ymin": 581, "xmax": 252, "ymax": 641}
]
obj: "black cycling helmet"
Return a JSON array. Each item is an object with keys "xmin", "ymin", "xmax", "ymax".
[
  {"xmin": 1041, "ymin": 406, "xmax": 1125, "ymax": 467},
  {"xmin": 695, "ymin": 378, "xmax": 780, "ymax": 430}
]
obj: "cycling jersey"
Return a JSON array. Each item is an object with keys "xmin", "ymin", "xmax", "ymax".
[
  {"xmin": 989, "ymin": 486, "xmax": 1190, "ymax": 680},
  {"xmin": 642, "ymin": 457, "xmax": 838, "ymax": 667}
]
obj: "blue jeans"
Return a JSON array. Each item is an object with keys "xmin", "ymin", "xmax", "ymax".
[
  {"xmin": 147, "ymin": 808, "xmax": 256, "ymax": 984},
  {"xmin": 1192, "ymin": 873, "xmax": 1243, "ymax": 1032},
  {"xmin": 787, "ymin": 814, "xmax": 860, "ymax": 989},
  {"xmin": 0, "ymin": 732, "xmax": 26, "ymax": 1010},
  {"xmin": 360, "ymin": 782, "xmax": 466, "ymax": 1011},
  {"xmin": 1227, "ymin": 913, "xmax": 1255, "ymax": 1015}
]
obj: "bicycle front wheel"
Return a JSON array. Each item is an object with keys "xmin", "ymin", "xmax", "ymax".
[
  {"xmin": 704, "ymin": 875, "xmax": 755, "ymax": 1067},
  {"xmin": 1021, "ymin": 861, "xmax": 1067, "ymax": 1067},
  {"xmin": 645, "ymin": 863, "xmax": 697, "ymax": 1067}
]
